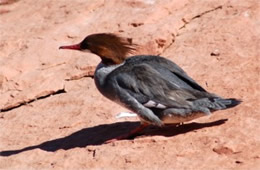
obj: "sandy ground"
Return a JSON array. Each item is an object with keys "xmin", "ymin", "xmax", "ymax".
[{"xmin": 0, "ymin": 0, "xmax": 259, "ymax": 169}]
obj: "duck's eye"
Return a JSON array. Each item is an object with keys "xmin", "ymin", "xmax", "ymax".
[{"xmin": 80, "ymin": 40, "xmax": 89, "ymax": 50}]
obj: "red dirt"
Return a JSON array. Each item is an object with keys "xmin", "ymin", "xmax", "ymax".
[{"xmin": 0, "ymin": 0, "xmax": 259, "ymax": 169}]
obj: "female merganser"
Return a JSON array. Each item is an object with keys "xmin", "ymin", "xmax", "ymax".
[{"xmin": 59, "ymin": 33, "xmax": 241, "ymax": 142}]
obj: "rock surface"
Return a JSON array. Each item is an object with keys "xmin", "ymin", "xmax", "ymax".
[{"xmin": 0, "ymin": 0, "xmax": 259, "ymax": 169}]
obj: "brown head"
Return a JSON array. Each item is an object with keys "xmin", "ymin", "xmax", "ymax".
[{"xmin": 59, "ymin": 33, "xmax": 137, "ymax": 65}]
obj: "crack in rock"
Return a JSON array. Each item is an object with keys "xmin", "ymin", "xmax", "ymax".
[
  {"xmin": 158, "ymin": 33, "xmax": 175, "ymax": 55},
  {"xmin": 65, "ymin": 65, "xmax": 95, "ymax": 81},
  {"xmin": 0, "ymin": 89, "xmax": 66, "ymax": 112},
  {"xmin": 160, "ymin": 5, "xmax": 223, "ymax": 54},
  {"xmin": 38, "ymin": 62, "xmax": 66, "ymax": 70},
  {"xmin": 191, "ymin": 5, "xmax": 223, "ymax": 20},
  {"xmin": 65, "ymin": 71, "xmax": 94, "ymax": 81},
  {"xmin": 179, "ymin": 5, "xmax": 223, "ymax": 30}
]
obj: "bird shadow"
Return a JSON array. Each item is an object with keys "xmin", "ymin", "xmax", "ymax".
[{"xmin": 0, "ymin": 119, "xmax": 227, "ymax": 157}]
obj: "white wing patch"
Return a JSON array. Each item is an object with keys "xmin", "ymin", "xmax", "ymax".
[
  {"xmin": 116, "ymin": 112, "xmax": 138, "ymax": 119},
  {"xmin": 144, "ymin": 100, "xmax": 167, "ymax": 109}
]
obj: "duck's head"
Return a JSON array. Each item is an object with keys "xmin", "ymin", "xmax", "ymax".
[{"xmin": 59, "ymin": 33, "xmax": 136, "ymax": 65}]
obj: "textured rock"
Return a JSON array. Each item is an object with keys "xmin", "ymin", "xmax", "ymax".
[{"xmin": 0, "ymin": 0, "xmax": 259, "ymax": 169}]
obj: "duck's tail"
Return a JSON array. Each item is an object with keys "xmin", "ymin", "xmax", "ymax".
[
  {"xmin": 216, "ymin": 98, "xmax": 242, "ymax": 109},
  {"xmin": 207, "ymin": 97, "xmax": 242, "ymax": 111},
  {"xmin": 192, "ymin": 97, "xmax": 242, "ymax": 112}
]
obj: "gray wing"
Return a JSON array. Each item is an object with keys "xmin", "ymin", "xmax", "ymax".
[
  {"xmin": 115, "ymin": 63, "xmax": 196, "ymax": 109},
  {"xmin": 155, "ymin": 57, "xmax": 207, "ymax": 92},
  {"xmin": 126, "ymin": 55, "xmax": 207, "ymax": 92}
]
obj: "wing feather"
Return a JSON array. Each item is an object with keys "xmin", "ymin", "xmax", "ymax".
[{"xmin": 115, "ymin": 63, "xmax": 192, "ymax": 109}]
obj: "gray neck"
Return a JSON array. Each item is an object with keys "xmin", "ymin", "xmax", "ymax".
[{"xmin": 94, "ymin": 62, "xmax": 123, "ymax": 93}]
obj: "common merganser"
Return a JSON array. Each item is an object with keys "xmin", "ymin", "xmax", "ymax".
[{"xmin": 59, "ymin": 33, "xmax": 241, "ymax": 142}]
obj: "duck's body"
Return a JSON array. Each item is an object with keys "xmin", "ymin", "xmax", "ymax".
[
  {"xmin": 60, "ymin": 33, "xmax": 241, "ymax": 141},
  {"xmin": 94, "ymin": 55, "xmax": 239, "ymax": 126}
]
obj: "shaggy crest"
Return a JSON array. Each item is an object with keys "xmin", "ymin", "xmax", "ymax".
[{"xmin": 80, "ymin": 33, "xmax": 137, "ymax": 64}]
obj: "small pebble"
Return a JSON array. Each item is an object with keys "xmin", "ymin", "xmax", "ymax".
[{"xmin": 210, "ymin": 49, "xmax": 220, "ymax": 56}]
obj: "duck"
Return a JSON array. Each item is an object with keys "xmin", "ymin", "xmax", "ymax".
[{"xmin": 59, "ymin": 33, "xmax": 241, "ymax": 142}]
